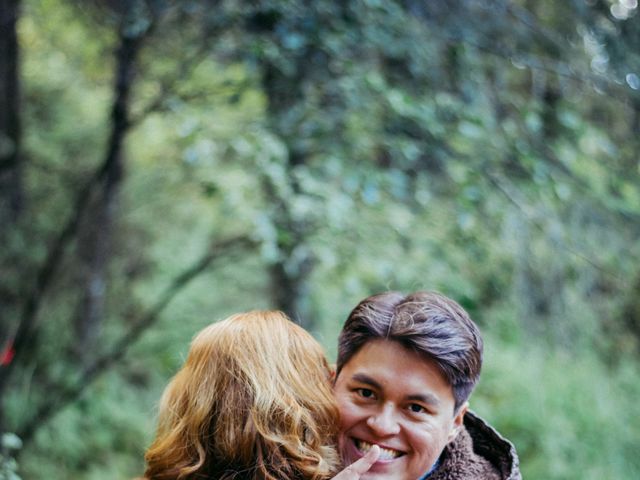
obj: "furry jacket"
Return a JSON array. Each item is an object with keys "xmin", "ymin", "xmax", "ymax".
[{"xmin": 428, "ymin": 411, "xmax": 521, "ymax": 480}]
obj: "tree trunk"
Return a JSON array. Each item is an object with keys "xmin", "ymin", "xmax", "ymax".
[
  {"xmin": 0, "ymin": 0, "xmax": 21, "ymax": 434},
  {"xmin": 72, "ymin": 26, "xmax": 141, "ymax": 363},
  {"xmin": 261, "ymin": 59, "xmax": 317, "ymax": 329},
  {"xmin": 0, "ymin": 0, "xmax": 22, "ymax": 228}
]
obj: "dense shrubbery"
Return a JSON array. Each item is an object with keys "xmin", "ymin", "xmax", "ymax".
[{"xmin": 477, "ymin": 335, "xmax": 640, "ymax": 479}]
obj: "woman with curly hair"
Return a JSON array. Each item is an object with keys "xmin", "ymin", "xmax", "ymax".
[{"xmin": 142, "ymin": 310, "xmax": 378, "ymax": 480}]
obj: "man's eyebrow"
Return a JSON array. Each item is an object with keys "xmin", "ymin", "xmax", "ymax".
[
  {"xmin": 351, "ymin": 373, "xmax": 383, "ymax": 390},
  {"xmin": 407, "ymin": 393, "xmax": 440, "ymax": 406}
]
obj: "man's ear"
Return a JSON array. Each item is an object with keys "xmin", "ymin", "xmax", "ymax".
[
  {"xmin": 448, "ymin": 401, "xmax": 468, "ymax": 443},
  {"xmin": 329, "ymin": 365, "xmax": 337, "ymax": 384}
]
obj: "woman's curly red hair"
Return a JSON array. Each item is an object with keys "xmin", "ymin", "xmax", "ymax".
[{"xmin": 143, "ymin": 311, "xmax": 340, "ymax": 480}]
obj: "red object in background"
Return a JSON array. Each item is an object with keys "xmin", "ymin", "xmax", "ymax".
[{"xmin": 1, "ymin": 341, "xmax": 14, "ymax": 366}]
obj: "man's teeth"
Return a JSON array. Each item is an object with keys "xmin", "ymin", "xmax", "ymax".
[{"xmin": 356, "ymin": 440, "xmax": 401, "ymax": 459}]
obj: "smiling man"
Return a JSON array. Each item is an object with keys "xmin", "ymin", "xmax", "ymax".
[{"xmin": 334, "ymin": 291, "xmax": 521, "ymax": 480}]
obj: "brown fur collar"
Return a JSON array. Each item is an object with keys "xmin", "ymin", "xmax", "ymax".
[{"xmin": 428, "ymin": 412, "xmax": 521, "ymax": 480}]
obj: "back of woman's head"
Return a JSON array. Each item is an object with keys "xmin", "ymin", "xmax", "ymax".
[{"xmin": 143, "ymin": 311, "xmax": 339, "ymax": 480}]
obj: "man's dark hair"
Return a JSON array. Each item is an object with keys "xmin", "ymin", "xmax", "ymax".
[{"xmin": 336, "ymin": 291, "xmax": 483, "ymax": 412}]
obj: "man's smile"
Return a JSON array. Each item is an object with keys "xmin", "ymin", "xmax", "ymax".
[{"xmin": 354, "ymin": 438, "xmax": 405, "ymax": 461}]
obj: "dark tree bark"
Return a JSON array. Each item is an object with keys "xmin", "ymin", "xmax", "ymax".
[
  {"xmin": 0, "ymin": 0, "xmax": 22, "ymax": 434},
  {"xmin": 0, "ymin": 0, "xmax": 22, "ymax": 228}
]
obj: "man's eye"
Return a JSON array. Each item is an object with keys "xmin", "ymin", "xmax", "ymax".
[
  {"xmin": 408, "ymin": 403, "xmax": 425, "ymax": 413},
  {"xmin": 357, "ymin": 388, "xmax": 375, "ymax": 399}
]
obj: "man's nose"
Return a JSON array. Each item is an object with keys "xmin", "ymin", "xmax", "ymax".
[{"xmin": 366, "ymin": 404, "xmax": 400, "ymax": 436}]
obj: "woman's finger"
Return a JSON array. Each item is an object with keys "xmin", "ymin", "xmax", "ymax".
[{"xmin": 333, "ymin": 445, "xmax": 380, "ymax": 480}]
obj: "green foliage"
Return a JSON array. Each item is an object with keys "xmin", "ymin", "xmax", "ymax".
[
  {"xmin": 3, "ymin": 0, "xmax": 640, "ymax": 478},
  {"xmin": 475, "ymin": 334, "xmax": 640, "ymax": 479},
  {"xmin": 18, "ymin": 371, "xmax": 151, "ymax": 479}
]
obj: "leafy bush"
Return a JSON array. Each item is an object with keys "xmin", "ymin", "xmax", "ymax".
[{"xmin": 474, "ymin": 334, "xmax": 640, "ymax": 479}]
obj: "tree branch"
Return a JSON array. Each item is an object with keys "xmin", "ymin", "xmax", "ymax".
[{"xmin": 16, "ymin": 234, "xmax": 256, "ymax": 444}]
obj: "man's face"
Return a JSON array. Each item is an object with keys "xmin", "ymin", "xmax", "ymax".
[{"xmin": 334, "ymin": 339, "xmax": 466, "ymax": 480}]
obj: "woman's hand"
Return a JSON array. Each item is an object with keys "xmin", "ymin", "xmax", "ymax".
[{"xmin": 332, "ymin": 445, "xmax": 380, "ymax": 480}]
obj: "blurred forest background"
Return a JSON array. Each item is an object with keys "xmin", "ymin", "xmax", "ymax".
[{"xmin": 1, "ymin": 0, "xmax": 640, "ymax": 478}]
